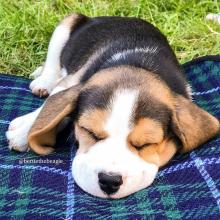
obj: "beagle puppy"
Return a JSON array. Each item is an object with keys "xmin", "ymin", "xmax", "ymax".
[{"xmin": 6, "ymin": 14, "xmax": 220, "ymax": 199}]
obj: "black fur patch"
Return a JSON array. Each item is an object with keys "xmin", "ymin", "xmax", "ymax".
[
  {"xmin": 75, "ymin": 86, "xmax": 113, "ymax": 118},
  {"xmin": 134, "ymin": 94, "xmax": 171, "ymax": 135},
  {"xmin": 60, "ymin": 16, "xmax": 189, "ymax": 98}
]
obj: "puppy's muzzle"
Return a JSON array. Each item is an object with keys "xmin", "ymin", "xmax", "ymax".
[{"xmin": 98, "ymin": 172, "xmax": 123, "ymax": 195}]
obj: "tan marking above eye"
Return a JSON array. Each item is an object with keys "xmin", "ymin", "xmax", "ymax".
[
  {"xmin": 78, "ymin": 109, "xmax": 109, "ymax": 141},
  {"xmin": 128, "ymin": 118, "xmax": 164, "ymax": 149}
]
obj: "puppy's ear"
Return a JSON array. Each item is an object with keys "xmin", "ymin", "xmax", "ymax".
[
  {"xmin": 171, "ymin": 95, "xmax": 220, "ymax": 153},
  {"xmin": 28, "ymin": 85, "xmax": 81, "ymax": 155}
]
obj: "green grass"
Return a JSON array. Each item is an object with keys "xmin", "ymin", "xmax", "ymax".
[{"xmin": 0, "ymin": 0, "xmax": 220, "ymax": 77}]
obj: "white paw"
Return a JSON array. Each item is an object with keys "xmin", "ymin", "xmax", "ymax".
[
  {"xmin": 6, "ymin": 116, "xmax": 30, "ymax": 152},
  {"xmin": 30, "ymin": 66, "xmax": 44, "ymax": 79},
  {"xmin": 29, "ymin": 75, "xmax": 57, "ymax": 97},
  {"xmin": 8, "ymin": 115, "xmax": 25, "ymax": 131}
]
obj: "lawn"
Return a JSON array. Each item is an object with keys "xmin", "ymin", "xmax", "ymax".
[{"xmin": 0, "ymin": 0, "xmax": 220, "ymax": 77}]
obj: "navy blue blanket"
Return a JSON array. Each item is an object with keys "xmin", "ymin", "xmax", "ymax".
[{"xmin": 0, "ymin": 56, "xmax": 220, "ymax": 219}]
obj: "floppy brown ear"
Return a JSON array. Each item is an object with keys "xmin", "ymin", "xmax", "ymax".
[
  {"xmin": 28, "ymin": 85, "xmax": 81, "ymax": 155},
  {"xmin": 171, "ymin": 95, "xmax": 220, "ymax": 153}
]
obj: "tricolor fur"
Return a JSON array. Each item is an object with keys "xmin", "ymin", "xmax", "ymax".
[{"xmin": 6, "ymin": 14, "xmax": 220, "ymax": 198}]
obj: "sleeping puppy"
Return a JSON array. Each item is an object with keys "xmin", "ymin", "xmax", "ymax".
[{"xmin": 6, "ymin": 14, "xmax": 220, "ymax": 199}]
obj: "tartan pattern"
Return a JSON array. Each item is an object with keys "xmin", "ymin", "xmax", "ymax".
[{"xmin": 0, "ymin": 57, "xmax": 219, "ymax": 219}]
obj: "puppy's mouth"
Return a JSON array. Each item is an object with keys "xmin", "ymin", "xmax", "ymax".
[{"xmin": 72, "ymin": 153, "xmax": 159, "ymax": 199}]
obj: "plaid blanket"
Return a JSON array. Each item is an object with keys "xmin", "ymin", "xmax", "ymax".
[{"xmin": 0, "ymin": 56, "xmax": 220, "ymax": 220}]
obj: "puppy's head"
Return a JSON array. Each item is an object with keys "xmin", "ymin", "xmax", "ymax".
[{"xmin": 28, "ymin": 66, "xmax": 220, "ymax": 198}]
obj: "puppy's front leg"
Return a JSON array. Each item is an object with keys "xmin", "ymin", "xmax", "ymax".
[
  {"xmin": 29, "ymin": 13, "xmax": 84, "ymax": 97},
  {"xmin": 6, "ymin": 107, "xmax": 42, "ymax": 152},
  {"xmin": 29, "ymin": 19, "xmax": 71, "ymax": 97},
  {"xmin": 6, "ymin": 82, "xmax": 69, "ymax": 152}
]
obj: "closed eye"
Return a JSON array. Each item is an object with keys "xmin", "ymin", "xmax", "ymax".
[
  {"xmin": 131, "ymin": 143, "xmax": 151, "ymax": 151},
  {"xmin": 80, "ymin": 126, "xmax": 105, "ymax": 141}
]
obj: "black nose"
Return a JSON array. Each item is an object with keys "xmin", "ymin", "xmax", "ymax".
[{"xmin": 98, "ymin": 172, "xmax": 123, "ymax": 195}]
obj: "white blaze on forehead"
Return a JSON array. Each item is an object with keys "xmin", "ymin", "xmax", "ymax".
[
  {"xmin": 105, "ymin": 89, "xmax": 138, "ymax": 137},
  {"xmin": 73, "ymin": 88, "xmax": 159, "ymax": 199}
]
